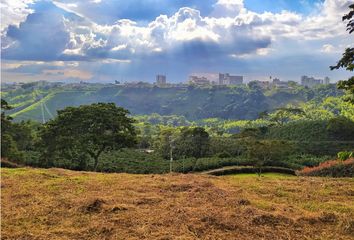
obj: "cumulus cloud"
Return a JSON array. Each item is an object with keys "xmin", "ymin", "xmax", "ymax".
[
  {"xmin": 212, "ymin": 0, "xmax": 244, "ymax": 17},
  {"xmin": 1, "ymin": 0, "xmax": 353, "ymax": 82},
  {"xmin": 50, "ymin": 0, "xmax": 216, "ymax": 24},
  {"xmin": 0, "ymin": 0, "xmax": 36, "ymax": 32},
  {"xmin": 2, "ymin": 1, "xmax": 71, "ymax": 61},
  {"xmin": 298, "ymin": 0, "xmax": 352, "ymax": 39},
  {"xmin": 321, "ymin": 44, "xmax": 336, "ymax": 53}
]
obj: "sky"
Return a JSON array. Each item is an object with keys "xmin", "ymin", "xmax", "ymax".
[{"xmin": 1, "ymin": 0, "xmax": 353, "ymax": 83}]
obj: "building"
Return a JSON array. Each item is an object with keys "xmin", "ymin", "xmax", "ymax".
[
  {"xmin": 301, "ymin": 76, "xmax": 323, "ymax": 87},
  {"xmin": 324, "ymin": 77, "xmax": 330, "ymax": 85},
  {"xmin": 156, "ymin": 75, "xmax": 167, "ymax": 85},
  {"xmin": 189, "ymin": 75, "xmax": 210, "ymax": 85},
  {"xmin": 250, "ymin": 80, "xmax": 271, "ymax": 89},
  {"xmin": 272, "ymin": 78, "xmax": 290, "ymax": 88},
  {"xmin": 219, "ymin": 73, "xmax": 243, "ymax": 85}
]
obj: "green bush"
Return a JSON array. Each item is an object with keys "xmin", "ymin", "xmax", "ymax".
[
  {"xmin": 216, "ymin": 151, "xmax": 232, "ymax": 158},
  {"xmin": 294, "ymin": 141, "xmax": 354, "ymax": 156},
  {"xmin": 266, "ymin": 120, "xmax": 329, "ymax": 141},
  {"xmin": 337, "ymin": 151, "xmax": 353, "ymax": 161},
  {"xmin": 284, "ymin": 154, "xmax": 332, "ymax": 169},
  {"xmin": 98, "ymin": 149, "xmax": 169, "ymax": 174}
]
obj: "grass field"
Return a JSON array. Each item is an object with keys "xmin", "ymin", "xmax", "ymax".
[{"xmin": 1, "ymin": 168, "xmax": 354, "ymax": 239}]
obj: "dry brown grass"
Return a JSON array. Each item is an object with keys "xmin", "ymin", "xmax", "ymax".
[{"xmin": 1, "ymin": 168, "xmax": 353, "ymax": 240}]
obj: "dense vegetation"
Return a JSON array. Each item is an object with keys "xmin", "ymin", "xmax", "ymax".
[
  {"xmin": 1, "ymin": 83, "xmax": 353, "ymax": 175},
  {"xmin": 2, "ymin": 2, "xmax": 354, "ymax": 175},
  {"xmin": 331, "ymin": 3, "xmax": 354, "ymax": 104},
  {"xmin": 2, "ymin": 82, "xmax": 344, "ymax": 122}
]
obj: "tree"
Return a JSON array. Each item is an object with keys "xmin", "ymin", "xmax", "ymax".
[
  {"xmin": 237, "ymin": 126, "xmax": 269, "ymax": 139},
  {"xmin": 247, "ymin": 140, "xmax": 294, "ymax": 176},
  {"xmin": 40, "ymin": 103, "xmax": 137, "ymax": 170},
  {"xmin": 175, "ymin": 127, "xmax": 210, "ymax": 159},
  {"xmin": 331, "ymin": 4, "xmax": 354, "ymax": 103},
  {"xmin": 327, "ymin": 116, "xmax": 354, "ymax": 141},
  {"xmin": 154, "ymin": 127, "xmax": 178, "ymax": 159},
  {"xmin": 1, "ymin": 99, "xmax": 12, "ymax": 110},
  {"xmin": 261, "ymin": 107, "xmax": 305, "ymax": 125},
  {"xmin": 1, "ymin": 99, "xmax": 13, "ymax": 135},
  {"xmin": 247, "ymin": 81, "xmax": 262, "ymax": 91},
  {"xmin": 1, "ymin": 99, "xmax": 23, "ymax": 162}
]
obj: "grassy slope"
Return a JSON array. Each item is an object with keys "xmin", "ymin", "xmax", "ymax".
[
  {"xmin": 1, "ymin": 168, "xmax": 353, "ymax": 240},
  {"xmin": 10, "ymin": 91, "xmax": 98, "ymax": 122}
]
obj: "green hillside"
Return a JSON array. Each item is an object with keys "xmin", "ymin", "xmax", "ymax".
[{"xmin": 2, "ymin": 82, "xmax": 343, "ymax": 122}]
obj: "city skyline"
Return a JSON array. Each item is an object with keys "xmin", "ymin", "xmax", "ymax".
[{"xmin": 1, "ymin": 0, "xmax": 353, "ymax": 83}]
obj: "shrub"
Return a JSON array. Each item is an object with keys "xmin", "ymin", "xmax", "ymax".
[
  {"xmin": 294, "ymin": 141, "xmax": 354, "ymax": 156},
  {"xmin": 207, "ymin": 166, "xmax": 296, "ymax": 176},
  {"xmin": 337, "ymin": 151, "xmax": 353, "ymax": 161},
  {"xmin": 1, "ymin": 158, "xmax": 23, "ymax": 168},
  {"xmin": 284, "ymin": 154, "xmax": 332, "ymax": 169},
  {"xmin": 216, "ymin": 151, "xmax": 232, "ymax": 158},
  {"xmin": 298, "ymin": 158, "xmax": 354, "ymax": 177}
]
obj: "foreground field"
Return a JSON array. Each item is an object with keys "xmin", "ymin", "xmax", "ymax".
[{"xmin": 1, "ymin": 168, "xmax": 354, "ymax": 240}]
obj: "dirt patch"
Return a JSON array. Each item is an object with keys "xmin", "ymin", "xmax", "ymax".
[
  {"xmin": 318, "ymin": 212, "xmax": 337, "ymax": 224},
  {"xmin": 81, "ymin": 199, "xmax": 106, "ymax": 213},
  {"xmin": 237, "ymin": 199, "xmax": 251, "ymax": 206},
  {"xmin": 252, "ymin": 214, "xmax": 293, "ymax": 226},
  {"xmin": 165, "ymin": 183, "xmax": 194, "ymax": 192},
  {"xmin": 200, "ymin": 216, "xmax": 237, "ymax": 231},
  {"xmin": 110, "ymin": 205, "xmax": 129, "ymax": 213},
  {"xmin": 134, "ymin": 197, "xmax": 162, "ymax": 205}
]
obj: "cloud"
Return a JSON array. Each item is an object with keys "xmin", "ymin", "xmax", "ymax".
[
  {"xmin": 0, "ymin": 0, "xmax": 36, "ymax": 32},
  {"xmin": 212, "ymin": 0, "xmax": 244, "ymax": 17},
  {"xmin": 2, "ymin": 1, "xmax": 71, "ymax": 61},
  {"xmin": 1, "ymin": 0, "xmax": 353, "ymax": 82},
  {"xmin": 1, "ymin": 59, "xmax": 92, "ymax": 81},
  {"xmin": 43, "ymin": 69, "xmax": 93, "ymax": 79},
  {"xmin": 3, "ymin": 0, "xmax": 347, "ymax": 61},
  {"xmin": 321, "ymin": 44, "xmax": 336, "ymax": 53},
  {"xmin": 298, "ymin": 0, "xmax": 352, "ymax": 39},
  {"xmin": 3, "ymin": 60, "xmax": 77, "ymax": 74},
  {"xmin": 51, "ymin": 0, "xmax": 216, "ymax": 24}
]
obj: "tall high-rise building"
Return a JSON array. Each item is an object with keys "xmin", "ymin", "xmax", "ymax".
[
  {"xmin": 301, "ymin": 76, "xmax": 323, "ymax": 87},
  {"xmin": 324, "ymin": 77, "xmax": 330, "ymax": 84},
  {"xmin": 156, "ymin": 75, "xmax": 167, "ymax": 85}
]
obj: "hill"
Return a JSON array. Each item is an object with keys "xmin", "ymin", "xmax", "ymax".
[
  {"xmin": 1, "ymin": 168, "xmax": 353, "ymax": 239},
  {"xmin": 1, "ymin": 82, "xmax": 343, "ymax": 122}
]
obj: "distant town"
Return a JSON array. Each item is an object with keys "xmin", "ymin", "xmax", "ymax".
[
  {"xmin": 3, "ymin": 73, "xmax": 333, "ymax": 91},
  {"xmin": 119, "ymin": 73, "xmax": 333, "ymax": 89}
]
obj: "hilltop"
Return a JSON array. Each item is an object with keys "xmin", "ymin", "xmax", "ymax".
[{"xmin": 1, "ymin": 168, "xmax": 353, "ymax": 239}]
